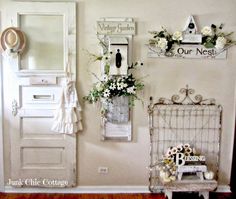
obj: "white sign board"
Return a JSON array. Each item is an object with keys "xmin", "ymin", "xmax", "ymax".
[
  {"xmin": 148, "ymin": 44, "xmax": 227, "ymax": 59},
  {"xmin": 97, "ymin": 21, "xmax": 135, "ymax": 35},
  {"xmin": 177, "ymin": 165, "xmax": 207, "ymax": 173},
  {"xmin": 103, "ymin": 121, "xmax": 131, "ymax": 141}
]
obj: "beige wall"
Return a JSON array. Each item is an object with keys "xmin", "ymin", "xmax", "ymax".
[{"xmin": 1, "ymin": 0, "xmax": 236, "ymax": 186}]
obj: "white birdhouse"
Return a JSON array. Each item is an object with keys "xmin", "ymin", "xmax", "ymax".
[{"xmin": 182, "ymin": 15, "xmax": 202, "ymax": 44}]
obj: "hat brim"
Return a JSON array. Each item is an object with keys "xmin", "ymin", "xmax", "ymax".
[{"xmin": 0, "ymin": 27, "xmax": 26, "ymax": 54}]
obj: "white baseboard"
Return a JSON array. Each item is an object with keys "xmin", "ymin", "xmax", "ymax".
[
  {"xmin": 3, "ymin": 184, "xmax": 231, "ymax": 194},
  {"xmin": 4, "ymin": 185, "xmax": 150, "ymax": 193}
]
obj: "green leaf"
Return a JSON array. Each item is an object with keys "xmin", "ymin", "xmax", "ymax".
[
  {"xmin": 96, "ymin": 56, "xmax": 103, "ymax": 61},
  {"xmin": 204, "ymin": 42, "xmax": 215, "ymax": 48},
  {"xmin": 105, "ymin": 64, "xmax": 110, "ymax": 75}
]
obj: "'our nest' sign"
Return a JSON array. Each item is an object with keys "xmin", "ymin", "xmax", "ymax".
[{"xmin": 148, "ymin": 44, "xmax": 227, "ymax": 59}]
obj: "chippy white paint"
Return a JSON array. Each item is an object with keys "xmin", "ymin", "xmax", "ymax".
[{"xmin": 2, "ymin": 1, "xmax": 77, "ymax": 188}]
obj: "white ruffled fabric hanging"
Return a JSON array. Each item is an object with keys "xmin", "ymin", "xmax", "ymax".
[
  {"xmin": 51, "ymin": 80, "xmax": 83, "ymax": 134},
  {"xmin": 51, "ymin": 63, "xmax": 82, "ymax": 134}
]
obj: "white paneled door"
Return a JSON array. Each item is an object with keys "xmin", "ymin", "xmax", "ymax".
[{"xmin": 3, "ymin": 2, "xmax": 77, "ymax": 187}]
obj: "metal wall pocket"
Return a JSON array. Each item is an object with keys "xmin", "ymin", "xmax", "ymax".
[
  {"xmin": 106, "ymin": 96, "xmax": 129, "ymax": 123},
  {"xmin": 102, "ymin": 96, "xmax": 131, "ymax": 141}
]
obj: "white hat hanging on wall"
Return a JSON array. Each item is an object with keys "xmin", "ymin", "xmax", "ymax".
[{"xmin": 0, "ymin": 27, "xmax": 26, "ymax": 58}]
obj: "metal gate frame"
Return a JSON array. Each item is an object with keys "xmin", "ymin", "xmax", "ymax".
[{"xmin": 148, "ymin": 85, "xmax": 222, "ymax": 192}]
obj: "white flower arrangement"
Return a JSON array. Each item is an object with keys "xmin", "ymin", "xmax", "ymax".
[
  {"xmin": 157, "ymin": 37, "xmax": 168, "ymax": 51},
  {"xmin": 201, "ymin": 26, "xmax": 213, "ymax": 36},
  {"xmin": 149, "ymin": 24, "xmax": 236, "ymax": 53},
  {"xmin": 83, "ymin": 38, "xmax": 144, "ymax": 109},
  {"xmin": 201, "ymin": 24, "xmax": 236, "ymax": 49},
  {"xmin": 84, "ymin": 64, "xmax": 144, "ymax": 107},
  {"xmin": 149, "ymin": 27, "xmax": 183, "ymax": 53},
  {"xmin": 215, "ymin": 37, "xmax": 227, "ymax": 50},
  {"xmin": 172, "ymin": 31, "xmax": 183, "ymax": 41}
]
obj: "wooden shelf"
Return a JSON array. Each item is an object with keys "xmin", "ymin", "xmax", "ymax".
[
  {"xmin": 162, "ymin": 179, "xmax": 217, "ymax": 192},
  {"xmin": 160, "ymin": 177, "xmax": 217, "ymax": 199}
]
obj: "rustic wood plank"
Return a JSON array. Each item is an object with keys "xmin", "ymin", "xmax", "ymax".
[{"xmin": 162, "ymin": 179, "xmax": 217, "ymax": 192}]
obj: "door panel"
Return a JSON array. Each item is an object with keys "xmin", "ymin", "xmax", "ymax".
[
  {"xmin": 20, "ymin": 14, "xmax": 64, "ymax": 71},
  {"xmin": 21, "ymin": 117, "xmax": 62, "ymax": 139},
  {"xmin": 21, "ymin": 86, "xmax": 61, "ymax": 109},
  {"xmin": 3, "ymin": 2, "xmax": 77, "ymax": 187},
  {"xmin": 22, "ymin": 117, "xmax": 55, "ymax": 135},
  {"xmin": 9, "ymin": 108, "xmax": 76, "ymax": 187},
  {"xmin": 21, "ymin": 147, "xmax": 65, "ymax": 168},
  {"xmin": 9, "ymin": 2, "xmax": 76, "ymax": 76}
]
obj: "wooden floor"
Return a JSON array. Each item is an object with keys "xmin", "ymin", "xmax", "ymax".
[{"xmin": 0, "ymin": 193, "xmax": 233, "ymax": 199}]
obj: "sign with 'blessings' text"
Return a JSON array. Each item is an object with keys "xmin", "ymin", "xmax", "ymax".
[{"xmin": 175, "ymin": 153, "xmax": 206, "ymax": 166}]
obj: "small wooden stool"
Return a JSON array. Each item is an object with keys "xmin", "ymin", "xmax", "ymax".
[{"xmin": 162, "ymin": 179, "xmax": 217, "ymax": 199}]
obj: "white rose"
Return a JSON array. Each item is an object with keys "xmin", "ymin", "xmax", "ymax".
[
  {"xmin": 157, "ymin": 38, "xmax": 168, "ymax": 50},
  {"xmin": 172, "ymin": 31, "xmax": 183, "ymax": 41},
  {"xmin": 201, "ymin": 26, "xmax": 213, "ymax": 36},
  {"xmin": 215, "ymin": 36, "xmax": 227, "ymax": 49}
]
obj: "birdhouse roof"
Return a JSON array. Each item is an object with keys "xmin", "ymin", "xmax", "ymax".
[{"xmin": 183, "ymin": 15, "xmax": 198, "ymax": 32}]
